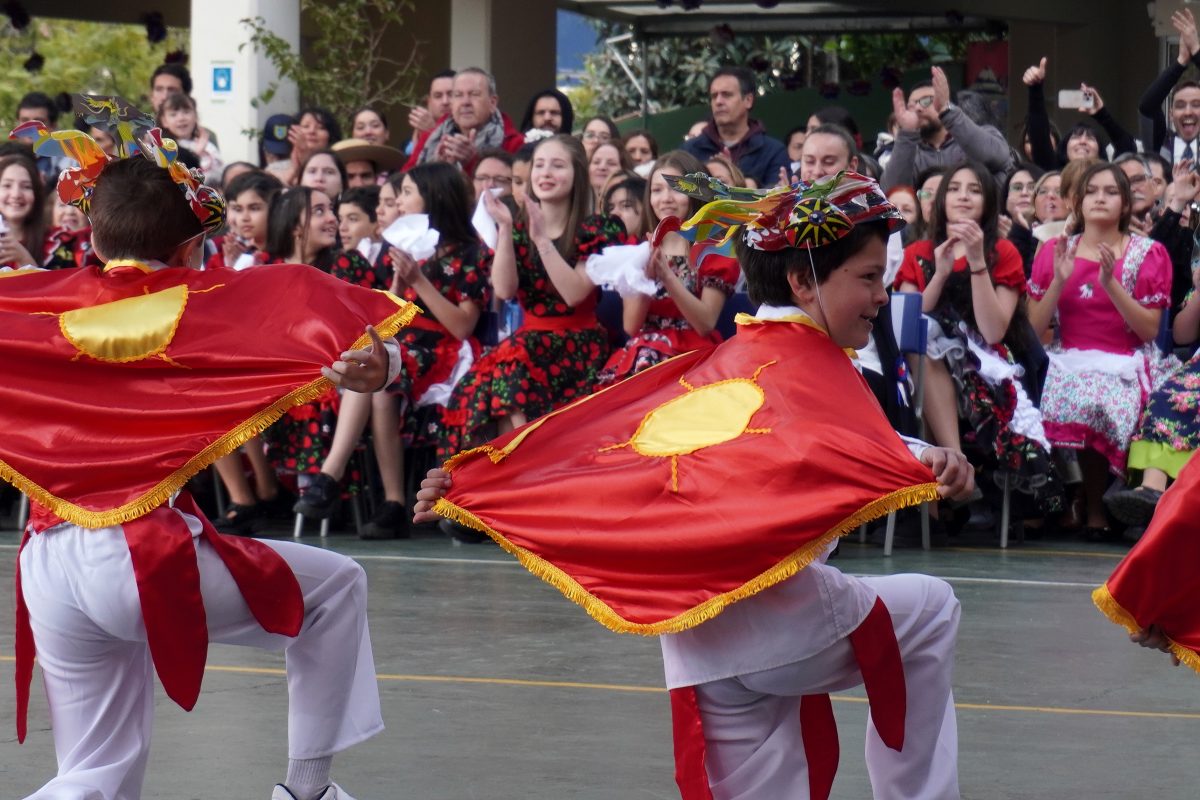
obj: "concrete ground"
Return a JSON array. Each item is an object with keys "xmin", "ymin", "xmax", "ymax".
[{"xmin": 0, "ymin": 514, "xmax": 1196, "ymax": 800}]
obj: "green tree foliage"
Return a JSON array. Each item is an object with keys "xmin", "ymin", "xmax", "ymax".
[
  {"xmin": 0, "ymin": 19, "xmax": 185, "ymax": 129},
  {"xmin": 577, "ymin": 22, "xmax": 1002, "ymax": 120},
  {"xmin": 241, "ymin": 0, "xmax": 423, "ymax": 124}
]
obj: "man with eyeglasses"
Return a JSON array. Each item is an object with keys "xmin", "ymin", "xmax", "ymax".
[
  {"xmin": 880, "ymin": 66, "xmax": 1012, "ymax": 193},
  {"xmin": 1140, "ymin": 7, "xmax": 1200, "ymax": 166},
  {"xmin": 403, "ymin": 67, "xmax": 525, "ymax": 176},
  {"xmin": 471, "ymin": 149, "xmax": 514, "ymax": 201},
  {"xmin": 680, "ymin": 65, "xmax": 790, "ymax": 188}
]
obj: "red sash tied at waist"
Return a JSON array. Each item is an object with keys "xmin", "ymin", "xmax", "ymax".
[
  {"xmin": 517, "ymin": 308, "xmax": 600, "ymax": 333},
  {"xmin": 14, "ymin": 493, "xmax": 304, "ymax": 743}
]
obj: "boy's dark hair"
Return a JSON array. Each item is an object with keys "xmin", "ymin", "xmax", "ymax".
[
  {"xmin": 151, "ymin": 63, "xmax": 192, "ymax": 95},
  {"xmin": 17, "ymin": 91, "xmax": 57, "ymax": 124},
  {"xmin": 737, "ymin": 220, "xmax": 889, "ymax": 307},
  {"xmin": 908, "ymin": 80, "xmax": 933, "ymax": 95},
  {"xmin": 224, "ymin": 170, "xmax": 283, "ymax": 207},
  {"xmin": 711, "ymin": 66, "xmax": 756, "ymax": 97},
  {"xmin": 90, "ymin": 157, "xmax": 202, "ymax": 262},
  {"xmin": 339, "ymin": 185, "xmax": 380, "ymax": 222}
]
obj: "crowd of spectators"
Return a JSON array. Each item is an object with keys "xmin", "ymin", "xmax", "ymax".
[{"xmin": 8, "ymin": 9, "xmax": 1200, "ymax": 546}]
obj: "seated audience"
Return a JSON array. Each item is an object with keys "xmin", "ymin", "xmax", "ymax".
[{"xmin": 404, "ymin": 67, "xmax": 525, "ymax": 174}]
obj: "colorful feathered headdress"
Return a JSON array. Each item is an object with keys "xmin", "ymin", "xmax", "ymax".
[
  {"xmin": 10, "ymin": 94, "xmax": 225, "ymax": 235},
  {"xmin": 655, "ymin": 171, "xmax": 904, "ymax": 261}
]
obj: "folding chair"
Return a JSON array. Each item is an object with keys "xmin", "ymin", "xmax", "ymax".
[
  {"xmin": 716, "ymin": 292, "xmax": 757, "ymax": 339},
  {"xmin": 858, "ymin": 292, "xmax": 931, "ymax": 555}
]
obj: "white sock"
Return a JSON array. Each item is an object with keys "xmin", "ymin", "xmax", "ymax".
[{"xmin": 285, "ymin": 756, "xmax": 333, "ymax": 800}]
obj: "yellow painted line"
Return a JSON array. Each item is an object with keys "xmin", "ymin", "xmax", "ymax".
[
  {"xmin": 5, "ymin": 656, "xmax": 1196, "ymax": 720},
  {"xmin": 200, "ymin": 663, "xmax": 1200, "ymax": 721}
]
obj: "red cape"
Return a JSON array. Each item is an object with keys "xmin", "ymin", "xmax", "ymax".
[
  {"xmin": 1094, "ymin": 454, "xmax": 1200, "ymax": 672},
  {"xmin": 0, "ymin": 261, "xmax": 416, "ymax": 526},
  {"xmin": 436, "ymin": 315, "xmax": 939, "ymax": 634}
]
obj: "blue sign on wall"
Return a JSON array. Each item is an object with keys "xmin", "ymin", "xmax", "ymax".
[{"xmin": 213, "ymin": 67, "xmax": 232, "ymax": 93}]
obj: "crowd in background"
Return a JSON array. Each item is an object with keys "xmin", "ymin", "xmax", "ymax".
[{"xmin": 7, "ymin": 9, "xmax": 1200, "ymax": 546}]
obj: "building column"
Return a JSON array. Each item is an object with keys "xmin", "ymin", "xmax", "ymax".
[{"xmin": 190, "ymin": 0, "xmax": 299, "ymax": 166}]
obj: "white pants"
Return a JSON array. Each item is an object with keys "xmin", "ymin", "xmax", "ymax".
[
  {"xmin": 19, "ymin": 510, "xmax": 384, "ymax": 800},
  {"xmin": 693, "ymin": 574, "xmax": 960, "ymax": 800}
]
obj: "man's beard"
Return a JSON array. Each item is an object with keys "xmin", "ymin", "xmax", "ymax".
[{"xmin": 919, "ymin": 120, "xmax": 942, "ymax": 139}]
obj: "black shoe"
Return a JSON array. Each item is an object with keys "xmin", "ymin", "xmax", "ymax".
[
  {"xmin": 293, "ymin": 473, "xmax": 340, "ymax": 519},
  {"xmin": 438, "ymin": 518, "xmax": 488, "ymax": 544},
  {"xmin": 259, "ymin": 486, "xmax": 299, "ymax": 520},
  {"xmin": 1104, "ymin": 487, "xmax": 1163, "ymax": 528},
  {"xmin": 360, "ymin": 500, "xmax": 411, "ymax": 540},
  {"xmin": 1083, "ymin": 525, "xmax": 1122, "ymax": 543},
  {"xmin": 213, "ymin": 503, "xmax": 266, "ymax": 535}
]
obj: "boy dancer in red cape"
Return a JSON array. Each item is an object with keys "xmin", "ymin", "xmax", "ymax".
[
  {"xmin": 413, "ymin": 172, "xmax": 972, "ymax": 799},
  {"xmin": 4, "ymin": 106, "xmax": 409, "ymax": 799}
]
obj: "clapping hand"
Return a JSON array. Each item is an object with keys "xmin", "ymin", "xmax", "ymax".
[
  {"xmin": 1096, "ymin": 242, "xmax": 1117, "ymax": 288},
  {"xmin": 1175, "ymin": 8, "xmax": 1199, "ymax": 65},
  {"xmin": 482, "ymin": 188, "xmax": 513, "ymax": 227},
  {"xmin": 390, "ymin": 246, "xmax": 422, "ymax": 290},
  {"xmin": 1052, "ymin": 235, "xmax": 1077, "ymax": 286},
  {"xmin": 891, "ymin": 88, "xmax": 920, "ymax": 132},
  {"xmin": 948, "ymin": 220, "xmax": 986, "ymax": 268},
  {"xmin": 932, "ymin": 235, "xmax": 958, "ymax": 278}
]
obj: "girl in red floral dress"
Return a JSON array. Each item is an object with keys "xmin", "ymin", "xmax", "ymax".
[
  {"xmin": 294, "ymin": 163, "xmax": 492, "ymax": 538},
  {"xmin": 258, "ymin": 188, "xmax": 390, "ymax": 514},
  {"xmin": 439, "ymin": 134, "xmax": 625, "ymax": 457},
  {"xmin": 599, "ymin": 151, "xmax": 739, "ymax": 384}
]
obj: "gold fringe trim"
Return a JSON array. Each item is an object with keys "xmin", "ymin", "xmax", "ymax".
[
  {"xmin": 1091, "ymin": 585, "xmax": 1200, "ymax": 675},
  {"xmin": 434, "ymin": 481, "xmax": 941, "ymax": 635},
  {"xmin": 0, "ymin": 301, "xmax": 418, "ymax": 529}
]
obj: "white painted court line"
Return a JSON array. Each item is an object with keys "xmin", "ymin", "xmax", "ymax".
[{"xmin": 0, "ymin": 543, "xmax": 1101, "ymax": 587}]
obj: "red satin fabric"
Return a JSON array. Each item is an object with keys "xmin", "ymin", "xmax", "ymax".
[
  {"xmin": 15, "ymin": 493, "xmax": 303, "ymax": 741},
  {"xmin": 669, "ymin": 687, "xmax": 716, "ymax": 800},
  {"xmin": 0, "ymin": 263, "xmax": 407, "ymax": 521},
  {"xmin": 1101, "ymin": 454, "xmax": 1200, "ymax": 661},
  {"xmin": 799, "ymin": 693, "xmax": 839, "ymax": 800},
  {"xmin": 848, "ymin": 597, "xmax": 907, "ymax": 752},
  {"xmin": 443, "ymin": 320, "xmax": 936, "ymax": 630}
]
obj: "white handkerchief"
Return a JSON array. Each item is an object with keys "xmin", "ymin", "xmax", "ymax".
[
  {"xmin": 382, "ymin": 213, "xmax": 440, "ymax": 260},
  {"xmin": 231, "ymin": 252, "xmax": 257, "ymax": 271},
  {"xmin": 471, "ymin": 187, "xmax": 503, "ymax": 249},
  {"xmin": 584, "ymin": 241, "xmax": 659, "ymax": 298}
]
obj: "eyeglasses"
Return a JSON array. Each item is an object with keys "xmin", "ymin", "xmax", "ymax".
[
  {"xmin": 1126, "ymin": 172, "xmax": 1148, "ymax": 185},
  {"xmin": 916, "ymin": 189, "xmax": 934, "ymax": 200},
  {"xmin": 1035, "ymin": 187, "xmax": 1061, "ymax": 197},
  {"xmin": 910, "ymin": 96, "xmax": 935, "ymax": 109},
  {"xmin": 1009, "ymin": 181, "xmax": 1035, "ymax": 193},
  {"xmin": 581, "ymin": 131, "xmax": 611, "ymax": 142},
  {"xmin": 474, "ymin": 174, "xmax": 512, "ymax": 186}
]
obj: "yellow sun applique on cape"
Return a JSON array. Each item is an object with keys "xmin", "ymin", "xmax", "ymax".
[{"xmin": 600, "ymin": 361, "xmax": 775, "ymax": 492}]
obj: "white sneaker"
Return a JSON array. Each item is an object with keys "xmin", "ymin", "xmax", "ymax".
[{"xmin": 271, "ymin": 783, "xmax": 358, "ymax": 800}]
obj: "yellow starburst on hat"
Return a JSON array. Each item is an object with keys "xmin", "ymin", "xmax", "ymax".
[{"xmin": 600, "ymin": 362, "xmax": 776, "ymax": 492}]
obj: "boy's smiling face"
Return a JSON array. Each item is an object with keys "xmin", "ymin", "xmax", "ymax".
[{"xmin": 790, "ymin": 235, "xmax": 889, "ymax": 350}]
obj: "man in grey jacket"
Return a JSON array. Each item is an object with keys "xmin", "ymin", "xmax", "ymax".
[{"xmin": 881, "ymin": 66, "xmax": 1013, "ymax": 192}]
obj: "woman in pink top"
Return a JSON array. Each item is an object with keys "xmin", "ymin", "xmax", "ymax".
[{"xmin": 1029, "ymin": 161, "xmax": 1177, "ymax": 538}]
